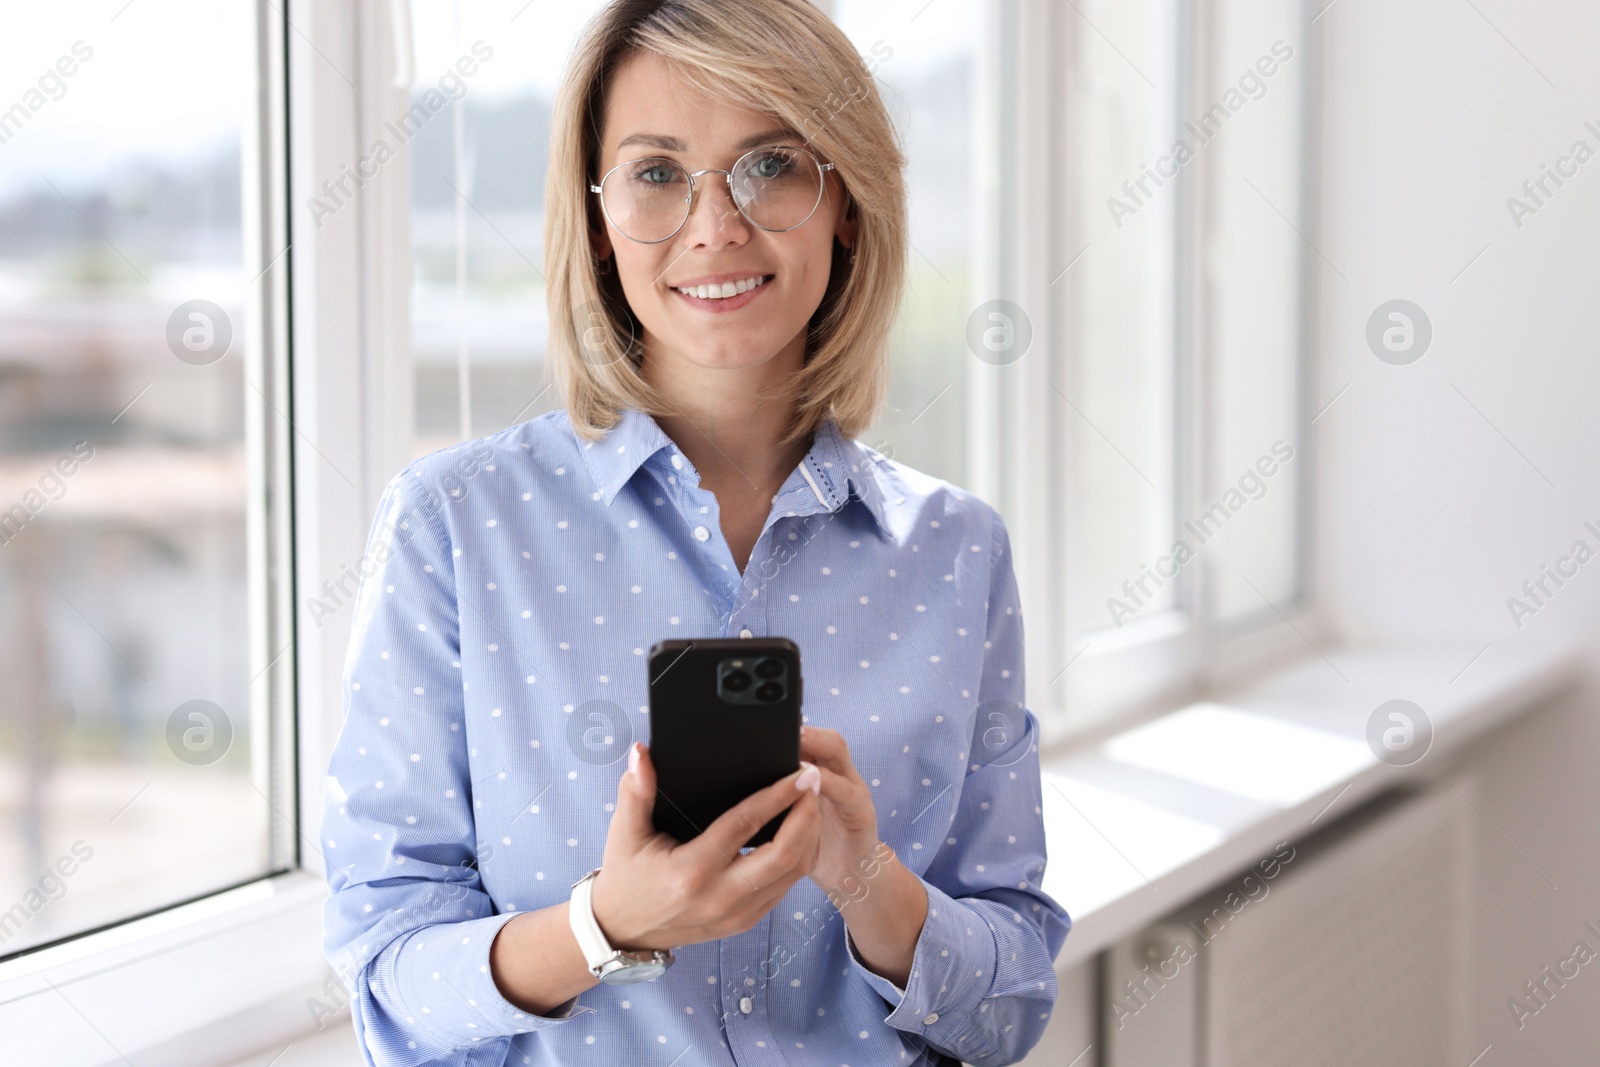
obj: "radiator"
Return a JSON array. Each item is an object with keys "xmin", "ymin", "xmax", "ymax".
[{"xmin": 1104, "ymin": 784, "xmax": 1473, "ymax": 1067}]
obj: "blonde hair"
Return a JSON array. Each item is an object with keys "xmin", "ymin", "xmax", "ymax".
[{"xmin": 544, "ymin": 0, "xmax": 907, "ymax": 450}]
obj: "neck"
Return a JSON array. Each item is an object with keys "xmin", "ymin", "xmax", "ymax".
[{"xmin": 639, "ymin": 332, "xmax": 813, "ymax": 500}]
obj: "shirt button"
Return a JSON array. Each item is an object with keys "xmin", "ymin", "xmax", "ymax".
[
  {"xmin": 923, "ymin": 1012, "xmax": 939, "ymax": 1024},
  {"xmin": 693, "ymin": 525, "xmax": 710, "ymax": 542},
  {"xmin": 671, "ymin": 453, "xmax": 684, "ymax": 470},
  {"xmin": 739, "ymin": 996, "xmax": 753, "ymax": 1014},
  {"xmin": 739, "ymin": 628, "xmax": 753, "ymax": 638}
]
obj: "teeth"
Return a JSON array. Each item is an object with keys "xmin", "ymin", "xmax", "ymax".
[{"xmin": 676, "ymin": 275, "xmax": 768, "ymax": 300}]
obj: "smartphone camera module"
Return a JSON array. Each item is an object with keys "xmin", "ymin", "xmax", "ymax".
[{"xmin": 718, "ymin": 655, "xmax": 787, "ymax": 705}]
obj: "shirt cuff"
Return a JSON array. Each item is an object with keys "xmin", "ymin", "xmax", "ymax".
[
  {"xmin": 842, "ymin": 877, "xmax": 1003, "ymax": 1060},
  {"xmin": 379, "ymin": 911, "xmax": 596, "ymax": 1046},
  {"xmin": 844, "ymin": 926, "xmax": 907, "ymax": 1004}
]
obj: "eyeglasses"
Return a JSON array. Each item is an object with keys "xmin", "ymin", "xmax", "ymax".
[{"xmin": 590, "ymin": 144, "xmax": 836, "ymax": 244}]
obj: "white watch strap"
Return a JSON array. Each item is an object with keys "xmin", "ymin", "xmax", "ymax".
[{"xmin": 568, "ymin": 868, "xmax": 614, "ymax": 972}]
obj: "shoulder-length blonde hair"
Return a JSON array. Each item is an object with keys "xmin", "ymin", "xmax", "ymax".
[{"xmin": 544, "ymin": 0, "xmax": 907, "ymax": 451}]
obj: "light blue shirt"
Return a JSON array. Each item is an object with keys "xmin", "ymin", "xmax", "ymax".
[{"xmin": 321, "ymin": 406, "xmax": 1070, "ymax": 1067}]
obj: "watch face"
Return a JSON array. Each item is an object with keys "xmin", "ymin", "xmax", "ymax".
[{"xmin": 599, "ymin": 961, "xmax": 667, "ymax": 985}]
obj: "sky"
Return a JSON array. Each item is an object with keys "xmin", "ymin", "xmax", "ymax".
[{"xmin": 0, "ymin": 1, "xmax": 247, "ymax": 200}]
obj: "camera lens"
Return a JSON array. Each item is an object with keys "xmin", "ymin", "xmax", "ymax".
[
  {"xmin": 755, "ymin": 681, "xmax": 784, "ymax": 702},
  {"xmin": 722, "ymin": 670, "xmax": 752, "ymax": 692},
  {"xmin": 754, "ymin": 657, "xmax": 784, "ymax": 680}
]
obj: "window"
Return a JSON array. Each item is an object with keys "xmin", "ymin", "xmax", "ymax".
[
  {"xmin": 1047, "ymin": 0, "xmax": 1314, "ymax": 733},
  {"xmin": 390, "ymin": 0, "xmax": 1313, "ymax": 735},
  {"xmin": 832, "ymin": 0, "xmax": 983, "ymax": 487},
  {"xmin": 1198, "ymin": 0, "xmax": 1308, "ymax": 630},
  {"xmin": 1064, "ymin": 0, "xmax": 1182, "ymax": 639},
  {"xmin": 404, "ymin": 2, "xmax": 613, "ymax": 460},
  {"xmin": 0, "ymin": 1, "xmax": 291, "ymax": 962}
]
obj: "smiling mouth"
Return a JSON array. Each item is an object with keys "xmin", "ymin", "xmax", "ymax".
[{"xmin": 670, "ymin": 274, "xmax": 773, "ymax": 300}]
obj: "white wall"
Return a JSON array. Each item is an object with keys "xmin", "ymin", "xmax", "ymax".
[{"xmin": 1317, "ymin": 1, "xmax": 1600, "ymax": 1061}]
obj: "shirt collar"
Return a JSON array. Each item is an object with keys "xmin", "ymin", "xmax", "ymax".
[{"xmin": 576, "ymin": 406, "xmax": 893, "ymax": 539}]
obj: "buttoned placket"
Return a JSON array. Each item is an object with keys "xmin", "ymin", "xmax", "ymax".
[
  {"xmin": 729, "ymin": 455, "xmax": 853, "ymax": 633},
  {"xmin": 653, "ymin": 445, "xmax": 853, "ymax": 1064},
  {"xmin": 656, "ymin": 443, "xmax": 849, "ymax": 645},
  {"xmin": 720, "ymin": 910, "xmax": 782, "ymax": 1065},
  {"xmin": 653, "ymin": 447, "xmax": 741, "ymax": 610}
]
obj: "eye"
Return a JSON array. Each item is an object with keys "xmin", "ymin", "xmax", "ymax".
[
  {"xmin": 746, "ymin": 149, "xmax": 798, "ymax": 181},
  {"xmin": 626, "ymin": 160, "xmax": 683, "ymax": 186}
]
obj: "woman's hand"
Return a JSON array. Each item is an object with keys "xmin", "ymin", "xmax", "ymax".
[
  {"xmin": 588, "ymin": 741, "xmax": 823, "ymax": 952},
  {"xmin": 797, "ymin": 725, "xmax": 891, "ymax": 905},
  {"xmin": 799, "ymin": 725, "xmax": 927, "ymax": 989}
]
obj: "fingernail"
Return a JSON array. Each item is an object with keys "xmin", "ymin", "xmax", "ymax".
[
  {"xmin": 799, "ymin": 725, "xmax": 807, "ymax": 735},
  {"xmin": 628, "ymin": 742, "xmax": 640, "ymax": 775},
  {"xmin": 796, "ymin": 761, "xmax": 821, "ymax": 795}
]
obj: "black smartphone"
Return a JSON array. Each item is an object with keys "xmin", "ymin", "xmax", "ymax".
[{"xmin": 647, "ymin": 637, "xmax": 803, "ymax": 848}]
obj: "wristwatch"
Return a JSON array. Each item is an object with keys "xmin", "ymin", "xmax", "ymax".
[{"xmin": 568, "ymin": 868, "xmax": 675, "ymax": 984}]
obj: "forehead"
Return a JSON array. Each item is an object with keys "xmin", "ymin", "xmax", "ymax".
[{"xmin": 599, "ymin": 51, "xmax": 793, "ymax": 160}]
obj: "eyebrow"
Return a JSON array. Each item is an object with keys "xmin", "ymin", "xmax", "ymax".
[{"xmin": 615, "ymin": 127, "xmax": 802, "ymax": 153}]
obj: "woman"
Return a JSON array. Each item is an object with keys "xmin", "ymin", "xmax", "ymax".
[{"xmin": 321, "ymin": 1, "xmax": 1069, "ymax": 1064}]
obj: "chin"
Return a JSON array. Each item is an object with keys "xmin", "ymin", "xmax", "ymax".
[
  {"xmin": 675, "ymin": 343, "xmax": 786, "ymax": 371},
  {"xmin": 650, "ymin": 318, "xmax": 792, "ymax": 366}
]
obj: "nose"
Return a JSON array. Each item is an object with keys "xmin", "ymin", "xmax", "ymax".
[{"xmin": 682, "ymin": 169, "xmax": 750, "ymax": 248}]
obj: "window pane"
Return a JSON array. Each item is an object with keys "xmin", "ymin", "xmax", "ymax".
[
  {"xmin": 1203, "ymin": 0, "xmax": 1304, "ymax": 623},
  {"xmin": 833, "ymin": 0, "xmax": 979, "ymax": 487},
  {"xmin": 1067, "ymin": 0, "xmax": 1180, "ymax": 636},
  {"xmin": 407, "ymin": 1, "xmax": 615, "ymax": 460},
  {"xmin": 0, "ymin": 3, "xmax": 275, "ymax": 958}
]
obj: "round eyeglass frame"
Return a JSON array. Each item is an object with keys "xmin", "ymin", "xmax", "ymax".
[{"xmin": 589, "ymin": 144, "xmax": 837, "ymax": 245}]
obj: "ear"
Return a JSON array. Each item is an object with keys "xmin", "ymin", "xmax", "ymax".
[
  {"xmin": 834, "ymin": 187, "xmax": 859, "ymax": 252},
  {"xmin": 588, "ymin": 188, "xmax": 614, "ymax": 261}
]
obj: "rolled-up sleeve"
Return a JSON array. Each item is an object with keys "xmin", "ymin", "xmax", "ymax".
[
  {"xmin": 844, "ymin": 509, "xmax": 1071, "ymax": 1066},
  {"xmin": 320, "ymin": 468, "xmax": 593, "ymax": 1066}
]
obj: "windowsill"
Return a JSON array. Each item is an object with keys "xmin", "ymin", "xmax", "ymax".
[
  {"xmin": 0, "ymin": 869, "xmax": 332, "ymax": 1066},
  {"xmin": 1036, "ymin": 640, "xmax": 1582, "ymax": 973},
  {"xmin": 0, "ymin": 870, "xmax": 320, "ymax": 988}
]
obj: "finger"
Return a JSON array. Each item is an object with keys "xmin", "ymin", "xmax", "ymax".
[
  {"xmin": 726, "ymin": 806, "xmax": 820, "ymax": 913},
  {"xmin": 799, "ymin": 725, "xmax": 855, "ymax": 778},
  {"xmin": 732, "ymin": 860, "xmax": 817, "ymax": 932},
  {"xmin": 731, "ymin": 787, "xmax": 822, "ymax": 890},
  {"xmin": 606, "ymin": 741, "xmax": 658, "ymax": 853},
  {"xmin": 811, "ymin": 765, "xmax": 881, "ymax": 842},
  {"xmin": 690, "ymin": 762, "xmax": 817, "ymax": 868},
  {"xmin": 810, "ymin": 762, "xmax": 868, "ymax": 813}
]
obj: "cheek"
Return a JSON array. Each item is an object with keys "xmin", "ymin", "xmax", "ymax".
[
  {"xmin": 783, "ymin": 235, "xmax": 840, "ymax": 301},
  {"xmin": 612, "ymin": 248, "xmax": 667, "ymax": 306}
]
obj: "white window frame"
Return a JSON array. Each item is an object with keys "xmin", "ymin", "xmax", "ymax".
[
  {"xmin": 0, "ymin": 1, "xmax": 408, "ymax": 1061},
  {"xmin": 993, "ymin": 0, "xmax": 1329, "ymax": 749}
]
